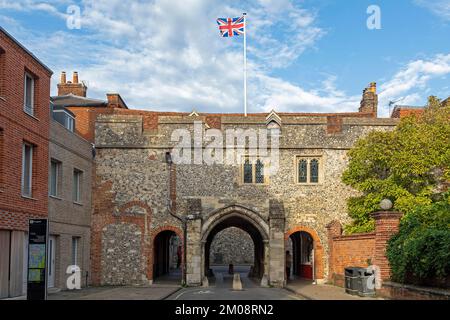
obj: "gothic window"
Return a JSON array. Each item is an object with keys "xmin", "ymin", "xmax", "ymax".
[
  {"xmin": 297, "ymin": 157, "xmax": 322, "ymax": 184},
  {"xmin": 243, "ymin": 157, "xmax": 267, "ymax": 184},
  {"xmin": 310, "ymin": 159, "xmax": 319, "ymax": 183},
  {"xmin": 298, "ymin": 159, "xmax": 307, "ymax": 183},
  {"xmin": 255, "ymin": 159, "xmax": 264, "ymax": 184},
  {"xmin": 243, "ymin": 158, "xmax": 253, "ymax": 184}
]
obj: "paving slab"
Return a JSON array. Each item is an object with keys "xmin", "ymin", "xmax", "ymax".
[
  {"xmin": 286, "ymin": 279, "xmax": 384, "ymax": 300},
  {"xmin": 48, "ymin": 285, "xmax": 181, "ymax": 300}
]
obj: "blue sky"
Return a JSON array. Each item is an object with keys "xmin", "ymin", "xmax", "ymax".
[{"xmin": 0, "ymin": 0, "xmax": 449, "ymax": 117}]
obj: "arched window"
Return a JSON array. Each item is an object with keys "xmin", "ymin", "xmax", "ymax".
[
  {"xmin": 298, "ymin": 159, "xmax": 307, "ymax": 183},
  {"xmin": 310, "ymin": 159, "xmax": 319, "ymax": 183},
  {"xmin": 243, "ymin": 158, "xmax": 253, "ymax": 184},
  {"xmin": 255, "ymin": 159, "xmax": 264, "ymax": 184},
  {"xmin": 297, "ymin": 157, "xmax": 322, "ymax": 184}
]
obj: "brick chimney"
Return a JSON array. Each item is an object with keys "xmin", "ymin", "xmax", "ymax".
[
  {"xmin": 57, "ymin": 71, "xmax": 87, "ymax": 97},
  {"xmin": 359, "ymin": 82, "xmax": 378, "ymax": 117}
]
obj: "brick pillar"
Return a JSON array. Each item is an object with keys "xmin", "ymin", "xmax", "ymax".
[
  {"xmin": 326, "ymin": 220, "xmax": 342, "ymax": 283},
  {"xmin": 371, "ymin": 211, "xmax": 403, "ymax": 281}
]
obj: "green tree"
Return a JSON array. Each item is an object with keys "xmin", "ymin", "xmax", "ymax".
[
  {"xmin": 386, "ymin": 193, "xmax": 450, "ymax": 284},
  {"xmin": 342, "ymin": 96, "xmax": 450, "ymax": 233}
]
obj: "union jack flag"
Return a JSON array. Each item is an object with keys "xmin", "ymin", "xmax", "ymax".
[{"xmin": 216, "ymin": 16, "xmax": 245, "ymax": 37}]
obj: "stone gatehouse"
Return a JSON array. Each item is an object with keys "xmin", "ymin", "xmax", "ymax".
[{"xmin": 82, "ymin": 82, "xmax": 398, "ymax": 287}]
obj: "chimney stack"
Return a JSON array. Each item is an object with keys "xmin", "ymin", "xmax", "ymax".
[
  {"xmin": 359, "ymin": 82, "xmax": 378, "ymax": 117},
  {"xmin": 73, "ymin": 71, "xmax": 79, "ymax": 84},
  {"xmin": 60, "ymin": 71, "xmax": 66, "ymax": 84},
  {"xmin": 57, "ymin": 71, "xmax": 87, "ymax": 97}
]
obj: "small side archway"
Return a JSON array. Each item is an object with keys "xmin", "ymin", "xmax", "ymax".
[
  {"xmin": 285, "ymin": 226, "xmax": 324, "ymax": 281},
  {"xmin": 151, "ymin": 226, "xmax": 183, "ymax": 282}
]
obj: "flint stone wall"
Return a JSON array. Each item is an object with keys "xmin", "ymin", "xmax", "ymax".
[
  {"xmin": 93, "ymin": 113, "xmax": 398, "ymax": 284},
  {"xmin": 209, "ymin": 227, "xmax": 254, "ymax": 265}
]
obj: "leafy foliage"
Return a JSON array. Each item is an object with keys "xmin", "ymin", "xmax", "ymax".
[
  {"xmin": 342, "ymin": 97, "xmax": 450, "ymax": 233},
  {"xmin": 386, "ymin": 194, "xmax": 450, "ymax": 283}
]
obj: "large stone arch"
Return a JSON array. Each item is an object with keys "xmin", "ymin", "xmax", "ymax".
[
  {"xmin": 200, "ymin": 205, "xmax": 270, "ymax": 283},
  {"xmin": 201, "ymin": 204, "xmax": 269, "ymax": 241},
  {"xmin": 285, "ymin": 226, "xmax": 325, "ymax": 281}
]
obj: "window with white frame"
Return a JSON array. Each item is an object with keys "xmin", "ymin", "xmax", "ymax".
[
  {"xmin": 71, "ymin": 237, "xmax": 79, "ymax": 266},
  {"xmin": 297, "ymin": 156, "xmax": 322, "ymax": 184},
  {"xmin": 49, "ymin": 159, "xmax": 61, "ymax": 197},
  {"xmin": 24, "ymin": 73, "xmax": 34, "ymax": 115},
  {"xmin": 73, "ymin": 169, "xmax": 82, "ymax": 203},
  {"xmin": 65, "ymin": 115, "xmax": 74, "ymax": 132},
  {"xmin": 21, "ymin": 143, "xmax": 33, "ymax": 197},
  {"xmin": 242, "ymin": 157, "xmax": 267, "ymax": 184}
]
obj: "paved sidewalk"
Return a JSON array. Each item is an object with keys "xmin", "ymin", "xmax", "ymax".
[
  {"xmin": 286, "ymin": 279, "xmax": 384, "ymax": 300},
  {"xmin": 48, "ymin": 285, "xmax": 181, "ymax": 300}
]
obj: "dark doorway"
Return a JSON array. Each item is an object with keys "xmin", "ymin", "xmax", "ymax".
[
  {"xmin": 153, "ymin": 230, "xmax": 182, "ymax": 281},
  {"xmin": 288, "ymin": 231, "xmax": 314, "ymax": 280},
  {"xmin": 204, "ymin": 215, "xmax": 265, "ymax": 281}
]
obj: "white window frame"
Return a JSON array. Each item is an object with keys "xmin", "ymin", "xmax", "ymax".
[
  {"xmin": 65, "ymin": 115, "xmax": 75, "ymax": 132},
  {"xmin": 53, "ymin": 109, "xmax": 75, "ymax": 132},
  {"xmin": 23, "ymin": 72, "xmax": 34, "ymax": 115},
  {"xmin": 71, "ymin": 237, "xmax": 79, "ymax": 266},
  {"xmin": 73, "ymin": 169, "xmax": 82, "ymax": 203},
  {"xmin": 21, "ymin": 143, "xmax": 33, "ymax": 197},
  {"xmin": 49, "ymin": 159, "xmax": 60, "ymax": 197}
]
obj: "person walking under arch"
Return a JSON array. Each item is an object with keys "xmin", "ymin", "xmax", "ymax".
[{"xmin": 286, "ymin": 250, "xmax": 292, "ymax": 281}]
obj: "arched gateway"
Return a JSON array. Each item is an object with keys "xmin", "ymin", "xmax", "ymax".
[
  {"xmin": 184, "ymin": 203, "xmax": 286, "ymax": 287},
  {"xmin": 202, "ymin": 205, "xmax": 269, "ymax": 281}
]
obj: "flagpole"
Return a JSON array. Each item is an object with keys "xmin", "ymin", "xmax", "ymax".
[{"xmin": 243, "ymin": 12, "xmax": 247, "ymax": 117}]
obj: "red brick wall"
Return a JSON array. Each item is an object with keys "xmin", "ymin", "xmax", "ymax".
[
  {"xmin": 328, "ymin": 231, "xmax": 375, "ymax": 286},
  {"xmin": 327, "ymin": 212, "xmax": 402, "ymax": 286},
  {"xmin": 0, "ymin": 29, "xmax": 52, "ymax": 231}
]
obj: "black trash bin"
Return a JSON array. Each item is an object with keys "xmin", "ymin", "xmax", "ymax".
[
  {"xmin": 344, "ymin": 267, "xmax": 364, "ymax": 295},
  {"xmin": 357, "ymin": 268, "xmax": 376, "ymax": 297}
]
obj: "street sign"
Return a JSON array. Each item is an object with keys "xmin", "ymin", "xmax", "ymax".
[{"xmin": 27, "ymin": 219, "xmax": 48, "ymax": 300}]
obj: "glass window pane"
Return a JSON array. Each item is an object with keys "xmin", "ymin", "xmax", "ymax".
[
  {"xmin": 72, "ymin": 237, "xmax": 78, "ymax": 266},
  {"xmin": 22, "ymin": 144, "xmax": 32, "ymax": 196},
  {"xmin": 73, "ymin": 170, "xmax": 81, "ymax": 202},
  {"xmin": 243, "ymin": 158, "xmax": 253, "ymax": 183},
  {"xmin": 298, "ymin": 159, "xmax": 307, "ymax": 183},
  {"xmin": 24, "ymin": 75, "xmax": 33, "ymax": 114},
  {"xmin": 255, "ymin": 159, "xmax": 264, "ymax": 184},
  {"xmin": 310, "ymin": 159, "xmax": 319, "ymax": 183},
  {"xmin": 50, "ymin": 161, "xmax": 58, "ymax": 196}
]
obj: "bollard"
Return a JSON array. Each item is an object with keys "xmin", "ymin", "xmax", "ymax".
[{"xmin": 232, "ymin": 273, "xmax": 243, "ymax": 291}]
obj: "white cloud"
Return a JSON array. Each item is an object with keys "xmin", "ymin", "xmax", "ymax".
[
  {"xmin": 42, "ymin": 0, "xmax": 330, "ymax": 113},
  {"xmin": 414, "ymin": 0, "xmax": 450, "ymax": 21},
  {"xmin": 0, "ymin": 0, "xmax": 70, "ymax": 19},
  {"xmin": 2, "ymin": 0, "xmax": 449, "ymax": 117},
  {"xmin": 379, "ymin": 54, "xmax": 450, "ymax": 115}
]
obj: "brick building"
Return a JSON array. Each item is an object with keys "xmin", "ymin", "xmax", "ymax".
[
  {"xmin": 0, "ymin": 27, "xmax": 52, "ymax": 298},
  {"xmin": 47, "ymin": 103, "xmax": 94, "ymax": 289}
]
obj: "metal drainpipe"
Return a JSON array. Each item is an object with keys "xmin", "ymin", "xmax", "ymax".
[{"xmin": 166, "ymin": 159, "xmax": 187, "ymax": 286}]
